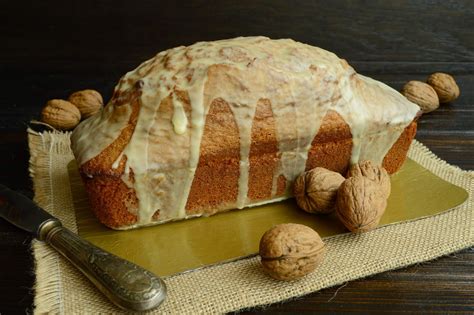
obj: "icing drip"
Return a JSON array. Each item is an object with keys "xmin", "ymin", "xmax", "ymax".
[
  {"xmin": 171, "ymin": 92, "xmax": 188, "ymax": 135},
  {"xmin": 270, "ymin": 67, "xmax": 335, "ymax": 196},
  {"xmin": 230, "ymin": 102, "xmax": 257, "ymax": 209},
  {"xmin": 111, "ymin": 153, "xmax": 123, "ymax": 169},
  {"xmin": 270, "ymin": 172, "xmax": 280, "ymax": 197},
  {"xmin": 71, "ymin": 36, "xmax": 420, "ymax": 228},
  {"xmin": 122, "ymin": 83, "xmax": 164, "ymax": 224},
  {"xmin": 174, "ymin": 74, "xmax": 209, "ymax": 220}
]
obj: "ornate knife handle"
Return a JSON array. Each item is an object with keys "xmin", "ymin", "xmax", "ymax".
[{"xmin": 40, "ymin": 220, "xmax": 167, "ymax": 311}]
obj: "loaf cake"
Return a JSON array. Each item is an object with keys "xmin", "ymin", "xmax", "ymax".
[{"xmin": 71, "ymin": 36, "xmax": 420, "ymax": 229}]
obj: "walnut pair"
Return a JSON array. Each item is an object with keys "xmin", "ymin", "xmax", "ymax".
[{"xmin": 294, "ymin": 160, "xmax": 391, "ymax": 233}]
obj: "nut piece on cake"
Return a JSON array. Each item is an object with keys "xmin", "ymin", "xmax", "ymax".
[
  {"xmin": 293, "ymin": 167, "xmax": 345, "ymax": 214},
  {"xmin": 259, "ymin": 223, "xmax": 326, "ymax": 281}
]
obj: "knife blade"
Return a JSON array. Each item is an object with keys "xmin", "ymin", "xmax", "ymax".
[
  {"xmin": 0, "ymin": 184, "xmax": 58, "ymax": 240},
  {"xmin": 0, "ymin": 184, "xmax": 166, "ymax": 311}
]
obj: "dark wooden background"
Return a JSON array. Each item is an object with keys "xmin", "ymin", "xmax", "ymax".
[{"xmin": 1, "ymin": 1, "xmax": 473, "ymax": 313}]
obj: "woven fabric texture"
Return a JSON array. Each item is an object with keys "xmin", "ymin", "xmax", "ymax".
[{"xmin": 28, "ymin": 130, "xmax": 473, "ymax": 314}]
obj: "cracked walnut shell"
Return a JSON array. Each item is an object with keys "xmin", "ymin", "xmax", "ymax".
[
  {"xmin": 347, "ymin": 160, "xmax": 391, "ymax": 199},
  {"xmin": 336, "ymin": 176, "xmax": 387, "ymax": 233},
  {"xmin": 68, "ymin": 89, "xmax": 103, "ymax": 119},
  {"xmin": 259, "ymin": 223, "xmax": 326, "ymax": 281},
  {"xmin": 293, "ymin": 167, "xmax": 345, "ymax": 214}
]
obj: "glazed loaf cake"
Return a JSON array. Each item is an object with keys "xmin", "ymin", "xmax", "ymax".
[{"xmin": 71, "ymin": 37, "xmax": 420, "ymax": 229}]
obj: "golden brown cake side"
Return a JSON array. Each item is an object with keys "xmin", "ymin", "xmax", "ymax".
[
  {"xmin": 78, "ymin": 103, "xmax": 417, "ymax": 229},
  {"xmin": 71, "ymin": 37, "xmax": 420, "ymax": 229}
]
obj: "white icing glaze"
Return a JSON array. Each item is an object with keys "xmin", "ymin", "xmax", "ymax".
[
  {"xmin": 71, "ymin": 98, "xmax": 131, "ymax": 166},
  {"xmin": 232, "ymin": 104, "xmax": 257, "ymax": 209},
  {"xmin": 171, "ymin": 92, "xmax": 188, "ymax": 135},
  {"xmin": 71, "ymin": 36, "xmax": 420, "ymax": 227}
]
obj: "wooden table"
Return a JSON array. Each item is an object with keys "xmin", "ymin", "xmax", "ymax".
[{"xmin": 1, "ymin": 1, "xmax": 473, "ymax": 313}]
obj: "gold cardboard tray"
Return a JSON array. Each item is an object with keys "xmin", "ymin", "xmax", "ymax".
[{"xmin": 69, "ymin": 158, "xmax": 468, "ymax": 277}]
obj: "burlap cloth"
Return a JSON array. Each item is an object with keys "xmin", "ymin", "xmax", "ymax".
[{"xmin": 28, "ymin": 129, "xmax": 474, "ymax": 314}]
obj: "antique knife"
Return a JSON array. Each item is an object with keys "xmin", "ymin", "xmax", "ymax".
[{"xmin": 0, "ymin": 184, "xmax": 166, "ymax": 311}]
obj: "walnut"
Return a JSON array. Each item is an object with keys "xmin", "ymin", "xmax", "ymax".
[
  {"xmin": 41, "ymin": 99, "xmax": 81, "ymax": 130},
  {"xmin": 68, "ymin": 89, "xmax": 104, "ymax": 119},
  {"xmin": 293, "ymin": 167, "xmax": 345, "ymax": 214},
  {"xmin": 426, "ymin": 72, "xmax": 460, "ymax": 103},
  {"xmin": 401, "ymin": 80, "xmax": 439, "ymax": 113},
  {"xmin": 259, "ymin": 223, "xmax": 326, "ymax": 281},
  {"xmin": 347, "ymin": 160, "xmax": 391, "ymax": 199},
  {"xmin": 336, "ymin": 176, "xmax": 387, "ymax": 233}
]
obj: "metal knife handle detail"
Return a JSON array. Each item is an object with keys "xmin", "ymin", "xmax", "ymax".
[{"xmin": 44, "ymin": 224, "xmax": 166, "ymax": 311}]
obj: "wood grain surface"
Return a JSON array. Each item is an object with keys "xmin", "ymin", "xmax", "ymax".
[{"xmin": 0, "ymin": 1, "xmax": 473, "ymax": 313}]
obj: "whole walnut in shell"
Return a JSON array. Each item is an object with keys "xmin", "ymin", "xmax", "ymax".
[
  {"xmin": 41, "ymin": 99, "xmax": 81, "ymax": 130},
  {"xmin": 336, "ymin": 176, "xmax": 387, "ymax": 233},
  {"xmin": 401, "ymin": 80, "xmax": 439, "ymax": 113},
  {"xmin": 426, "ymin": 72, "xmax": 460, "ymax": 103},
  {"xmin": 347, "ymin": 160, "xmax": 391, "ymax": 199},
  {"xmin": 68, "ymin": 89, "xmax": 103, "ymax": 118},
  {"xmin": 293, "ymin": 167, "xmax": 345, "ymax": 214},
  {"xmin": 259, "ymin": 223, "xmax": 326, "ymax": 281}
]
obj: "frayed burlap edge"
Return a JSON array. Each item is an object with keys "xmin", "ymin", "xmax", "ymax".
[{"xmin": 28, "ymin": 129, "xmax": 473, "ymax": 314}]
